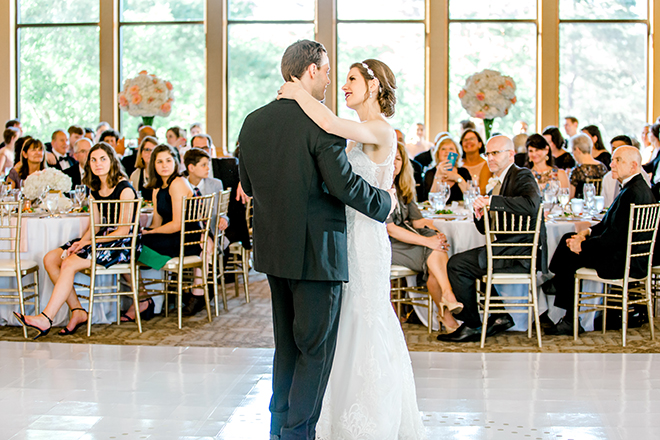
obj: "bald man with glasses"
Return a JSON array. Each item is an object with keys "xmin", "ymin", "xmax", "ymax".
[{"xmin": 438, "ymin": 135, "xmax": 547, "ymax": 343}]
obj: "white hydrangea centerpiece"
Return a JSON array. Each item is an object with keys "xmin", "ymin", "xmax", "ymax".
[
  {"xmin": 118, "ymin": 70, "xmax": 174, "ymax": 119},
  {"xmin": 23, "ymin": 168, "xmax": 72, "ymax": 201},
  {"xmin": 458, "ymin": 69, "xmax": 517, "ymax": 139}
]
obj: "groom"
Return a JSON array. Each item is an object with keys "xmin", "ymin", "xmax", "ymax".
[{"xmin": 238, "ymin": 40, "xmax": 395, "ymax": 440}]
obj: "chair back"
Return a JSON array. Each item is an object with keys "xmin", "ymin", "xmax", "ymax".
[
  {"xmin": 623, "ymin": 203, "xmax": 660, "ymax": 284},
  {"xmin": 213, "ymin": 189, "xmax": 231, "ymax": 249},
  {"xmin": 88, "ymin": 198, "xmax": 142, "ymax": 269},
  {"xmin": 483, "ymin": 205, "xmax": 543, "ymax": 276},
  {"xmin": 179, "ymin": 194, "xmax": 215, "ymax": 262},
  {"xmin": 585, "ymin": 177, "xmax": 603, "ymax": 195},
  {"xmin": 245, "ymin": 196, "xmax": 254, "ymax": 236},
  {"xmin": 0, "ymin": 200, "xmax": 24, "ymax": 269}
]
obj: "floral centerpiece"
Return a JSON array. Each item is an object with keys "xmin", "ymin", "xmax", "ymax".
[
  {"xmin": 458, "ymin": 69, "xmax": 517, "ymax": 140},
  {"xmin": 118, "ymin": 70, "xmax": 174, "ymax": 126},
  {"xmin": 23, "ymin": 168, "xmax": 72, "ymax": 202}
]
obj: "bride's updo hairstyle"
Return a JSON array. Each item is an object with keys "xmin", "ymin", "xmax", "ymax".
[{"xmin": 351, "ymin": 59, "xmax": 397, "ymax": 118}]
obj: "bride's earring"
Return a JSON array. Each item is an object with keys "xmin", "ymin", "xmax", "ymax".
[{"xmin": 369, "ymin": 91, "xmax": 373, "ymax": 99}]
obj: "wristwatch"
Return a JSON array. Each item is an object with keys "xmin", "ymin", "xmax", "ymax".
[{"xmin": 456, "ymin": 177, "xmax": 464, "ymax": 183}]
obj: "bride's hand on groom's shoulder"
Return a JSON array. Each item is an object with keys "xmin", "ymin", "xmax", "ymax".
[{"xmin": 277, "ymin": 79, "xmax": 303, "ymax": 100}]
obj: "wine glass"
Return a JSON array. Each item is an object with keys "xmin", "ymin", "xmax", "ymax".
[
  {"xmin": 435, "ymin": 182, "xmax": 450, "ymax": 212},
  {"xmin": 557, "ymin": 188, "xmax": 570, "ymax": 211},
  {"xmin": 74, "ymin": 185, "xmax": 86, "ymax": 209}
]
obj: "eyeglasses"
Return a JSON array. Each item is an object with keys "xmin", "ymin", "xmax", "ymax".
[
  {"xmin": 484, "ymin": 150, "xmax": 510, "ymax": 158},
  {"xmin": 143, "ymin": 148, "xmax": 154, "ymax": 153}
]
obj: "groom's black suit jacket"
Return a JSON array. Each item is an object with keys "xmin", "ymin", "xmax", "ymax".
[{"xmin": 238, "ymin": 99, "xmax": 391, "ymax": 282}]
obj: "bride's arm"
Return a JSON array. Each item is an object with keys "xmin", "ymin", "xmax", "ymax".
[{"xmin": 279, "ymin": 79, "xmax": 391, "ymax": 147}]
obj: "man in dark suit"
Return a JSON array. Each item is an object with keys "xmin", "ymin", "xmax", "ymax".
[
  {"xmin": 543, "ymin": 146, "xmax": 657, "ymax": 335},
  {"xmin": 238, "ymin": 40, "xmax": 394, "ymax": 440},
  {"xmin": 438, "ymin": 135, "xmax": 545, "ymax": 343},
  {"xmin": 47, "ymin": 129, "xmax": 77, "ymax": 170},
  {"xmin": 63, "ymin": 138, "xmax": 92, "ymax": 187}
]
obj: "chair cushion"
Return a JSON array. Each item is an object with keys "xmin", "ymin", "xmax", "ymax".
[
  {"xmin": 575, "ymin": 267, "xmax": 645, "ymax": 284},
  {"xmin": 0, "ymin": 259, "xmax": 39, "ymax": 272},
  {"xmin": 390, "ymin": 265, "xmax": 418, "ymax": 279},
  {"xmin": 89, "ymin": 263, "xmax": 132, "ymax": 274},
  {"xmin": 163, "ymin": 255, "xmax": 203, "ymax": 270}
]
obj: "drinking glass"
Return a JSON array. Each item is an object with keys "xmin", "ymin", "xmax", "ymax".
[
  {"xmin": 557, "ymin": 188, "xmax": 570, "ymax": 209},
  {"xmin": 428, "ymin": 192, "xmax": 442, "ymax": 211},
  {"xmin": 594, "ymin": 196, "xmax": 605, "ymax": 213},
  {"xmin": 583, "ymin": 183, "xmax": 596, "ymax": 214},
  {"xmin": 435, "ymin": 182, "xmax": 450, "ymax": 211},
  {"xmin": 570, "ymin": 198, "xmax": 584, "ymax": 216},
  {"xmin": 74, "ymin": 185, "xmax": 86, "ymax": 208}
]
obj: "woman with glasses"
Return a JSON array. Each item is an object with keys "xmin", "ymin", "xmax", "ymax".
[{"xmin": 129, "ymin": 136, "xmax": 158, "ymax": 202}]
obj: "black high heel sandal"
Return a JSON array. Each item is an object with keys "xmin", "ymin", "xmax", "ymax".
[
  {"xmin": 13, "ymin": 311, "xmax": 52, "ymax": 340},
  {"xmin": 59, "ymin": 308, "xmax": 88, "ymax": 336},
  {"xmin": 121, "ymin": 298, "xmax": 155, "ymax": 322}
]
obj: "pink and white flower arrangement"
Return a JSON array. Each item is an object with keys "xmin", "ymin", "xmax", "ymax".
[
  {"xmin": 458, "ymin": 69, "xmax": 517, "ymax": 119},
  {"xmin": 118, "ymin": 70, "xmax": 174, "ymax": 118},
  {"xmin": 23, "ymin": 168, "xmax": 72, "ymax": 201}
]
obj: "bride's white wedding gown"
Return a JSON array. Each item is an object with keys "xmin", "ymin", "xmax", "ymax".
[{"xmin": 316, "ymin": 142, "xmax": 427, "ymax": 440}]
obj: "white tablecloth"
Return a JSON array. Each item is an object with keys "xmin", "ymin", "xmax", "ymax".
[
  {"xmin": 0, "ymin": 215, "xmax": 119, "ymax": 327},
  {"xmin": 409, "ymin": 218, "xmax": 602, "ymax": 332}
]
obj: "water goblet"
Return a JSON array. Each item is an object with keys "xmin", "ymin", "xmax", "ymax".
[{"xmin": 557, "ymin": 188, "xmax": 570, "ymax": 210}]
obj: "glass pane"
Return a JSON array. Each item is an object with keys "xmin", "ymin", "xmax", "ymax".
[
  {"xmin": 18, "ymin": 27, "xmax": 100, "ymax": 141},
  {"xmin": 120, "ymin": 24, "xmax": 205, "ymax": 137},
  {"xmin": 228, "ymin": 23, "xmax": 314, "ymax": 149},
  {"xmin": 449, "ymin": 0, "xmax": 536, "ymax": 20},
  {"xmin": 337, "ymin": 0, "xmax": 424, "ymax": 20},
  {"xmin": 120, "ymin": 0, "xmax": 204, "ymax": 22},
  {"xmin": 449, "ymin": 22, "xmax": 537, "ymax": 137},
  {"xmin": 228, "ymin": 0, "xmax": 315, "ymax": 21},
  {"xmin": 337, "ymin": 23, "xmax": 425, "ymax": 142},
  {"xmin": 19, "ymin": 0, "xmax": 99, "ymax": 24},
  {"xmin": 560, "ymin": 23, "xmax": 647, "ymax": 143},
  {"xmin": 560, "ymin": 0, "xmax": 647, "ymax": 20}
]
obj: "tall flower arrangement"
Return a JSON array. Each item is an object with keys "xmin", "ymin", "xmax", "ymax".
[
  {"xmin": 118, "ymin": 70, "xmax": 174, "ymax": 126},
  {"xmin": 458, "ymin": 69, "xmax": 517, "ymax": 140}
]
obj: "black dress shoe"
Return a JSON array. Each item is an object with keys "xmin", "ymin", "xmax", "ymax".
[
  {"xmin": 545, "ymin": 317, "xmax": 585, "ymax": 336},
  {"xmin": 486, "ymin": 314, "xmax": 515, "ymax": 337},
  {"xmin": 437, "ymin": 323, "xmax": 482, "ymax": 343},
  {"xmin": 182, "ymin": 295, "xmax": 207, "ymax": 316}
]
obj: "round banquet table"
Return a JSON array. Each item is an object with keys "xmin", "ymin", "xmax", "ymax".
[{"xmin": 408, "ymin": 217, "xmax": 602, "ymax": 332}]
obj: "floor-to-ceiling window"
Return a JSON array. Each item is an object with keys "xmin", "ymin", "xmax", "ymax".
[{"xmin": 16, "ymin": 0, "xmax": 100, "ymax": 140}]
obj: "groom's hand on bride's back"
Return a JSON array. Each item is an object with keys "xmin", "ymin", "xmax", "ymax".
[{"xmin": 387, "ymin": 188, "xmax": 398, "ymax": 216}]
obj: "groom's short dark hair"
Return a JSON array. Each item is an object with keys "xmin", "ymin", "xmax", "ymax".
[{"xmin": 281, "ymin": 40, "xmax": 327, "ymax": 82}]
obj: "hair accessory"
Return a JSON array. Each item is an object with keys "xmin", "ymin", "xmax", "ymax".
[{"xmin": 362, "ymin": 62, "xmax": 375, "ymax": 79}]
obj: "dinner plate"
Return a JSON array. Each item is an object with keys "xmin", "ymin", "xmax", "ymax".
[{"xmin": 424, "ymin": 212, "xmax": 469, "ymax": 220}]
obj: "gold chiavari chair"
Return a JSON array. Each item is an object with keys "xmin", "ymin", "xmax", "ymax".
[
  {"xmin": 0, "ymin": 200, "xmax": 39, "ymax": 338},
  {"xmin": 224, "ymin": 196, "xmax": 252, "ymax": 304},
  {"xmin": 573, "ymin": 203, "xmax": 660, "ymax": 346},
  {"xmin": 585, "ymin": 177, "xmax": 603, "ymax": 196},
  {"xmin": 74, "ymin": 198, "xmax": 142, "ymax": 336},
  {"xmin": 390, "ymin": 265, "xmax": 433, "ymax": 334},
  {"xmin": 211, "ymin": 189, "xmax": 231, "ymax": 315}
]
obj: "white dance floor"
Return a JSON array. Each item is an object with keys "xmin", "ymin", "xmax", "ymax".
[{"xmin": 0, "ymin": 341, "xmax": 658, "ymax": 440}]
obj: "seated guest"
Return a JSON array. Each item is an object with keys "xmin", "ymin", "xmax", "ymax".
[
  {"xmin": 525, "ymin": 134, "xmax": 569, "ymax": 189},
  {"xmin": 182, "ymin": 148, "xmax": 229, "ymax": 316},
  {"xmin": 67, "ymin": 125, "xmax": 84, "ymax": 154},
  {"xmin": 438, "ymin": 136, "xmax": 546, "ymax": 343},
  {"xmin": 64, "ymin": 138, "xmax": 92, "ymax": 187},
  {"xmin": 7, "ymin": 137, "xmax": 46, "ymax": 189},
  {"xmin": 643, "ymin": 123, "xmax": 660, "ymax": 199},
  {"xmin": 129, "ymin": 136, "xmax": 157, "ymax": 202},
  {"xmin": 0, "ymin": 119, "xmax": 22, "ymax": 151},
  {"xmin": 166, "ymin": 126, "xmax": 188, "ymax": 165},
  {"xmin": 542, "ymin": 126, "xmax": 576, "ymax": 170},
  {"xmin": 569, "ymin": 133, "xmax": 608, "ymax": 198},
  {"xmin": 582, "ymin": 125, "xmax": 611, "ymax": 169},
  {"xmin": 415, "ymin": 131, "xmax": 449, "ymax": 170},
  {"xmin": 13, "ymin": 142, "xmax": 140, "ymax": 338},
  {"xmin": 0, "ymin": 127, "xmax": 19, "ymax": 176},
  {"xmin": 12, "ymin": 136, "xmax": 30, "ymax": 166},
  {"xmin": 542, "ymin": 147, "xmax": 656, "ymax": 335},
  {"xmin": 83, "ymin": 127, "xmax": 95, "ymax": 141},
  {"xmin": 513, "ymin": 133, "xmax": 528, "ymax": 167},
  {"xmin": 421, "ymin": 135, "xmax": 471, "ymax": 203},
  {"xmin": 602, "ymin": 135, "xmax": 649, "ymax": 207},
  {"xmin": 192, "ymin": 134, "xmax": 251, "ymax": 249},
  {"xmin": 189, "ymin": 122, "xmax": 203, "ymax": 136},
  {"xmin": 47, "ymin": 129, "xmax": 76, "ymax": 170},
  {"xmin": 94, "ymin": 122, "xmax": 111, "ymax": 143},
  {"xmin": 460, "ymin": 129, "xmax": 491, "ymax": 195},
  {"xmin": 388, "ymin": 142, "xmax": 462, "ymax": 332},
  {"xmin": 457, "ymin": 119, "xmax": 476, "ymax": 137},
  {"xmin": 99, "ymin": 129, "xmax": 125, "ymax": 157},
  {"xmin": 125, "ymin": 144, "xmax": 202, "ymax": 321}
]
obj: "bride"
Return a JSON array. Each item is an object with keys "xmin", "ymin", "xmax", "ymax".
[{"xmin": 279, "ymin": 59, "xmax": 427, "ymax": 440}]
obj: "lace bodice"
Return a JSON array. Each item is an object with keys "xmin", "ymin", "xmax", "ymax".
[{"xmin": 346, "ymin": 142, "xmax": 395, "ymax": 190}]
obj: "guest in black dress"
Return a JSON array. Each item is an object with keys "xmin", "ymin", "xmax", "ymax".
[
  {"xmin": 542, "ymin": 125, "xmax": 576, "ymax": 170},
  {"xmin": 582, "ymin": 125, "xmax": 611, "ymax": 169},
  {"xmin": 129, "ymin": 136, "xmax": 157, "ymax": 202},
  {"xmin": 421, "ymin": 136, "xmax": 471, "ymax": 203},
  {"xmin": 138, "ymin": 144, "xmax": 200, "ymax": 269},
  {"xmin": 14, "ymin": 142, "xmax": 140, "ymax": 338},
  {"xmin": 569, "ymin": 133, "xmax": 608, "ymax": 198}
]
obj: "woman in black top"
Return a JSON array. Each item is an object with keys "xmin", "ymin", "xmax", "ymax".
[
  {"xmin": 14, "ymin": 142, "xmax": 139, "ymax": 338},
  {"xmin": 542, "ymin": 126, "xmax": 576, "ymax": 170},
  {"xmin": 421, "ymin": 136, "xmax": 471, "ymax": 203},
  {"xmin": 129, "ymin": 136, "xmax": 157, "ymax": 202},
  {"xmin": 582, "ymin": 125, "xmax": 611, "ymax": 169}
]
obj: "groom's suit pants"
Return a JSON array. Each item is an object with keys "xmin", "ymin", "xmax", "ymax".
[{"xmin": 267, "ymin": 275, "xmax": 343, "ymax": 440}]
